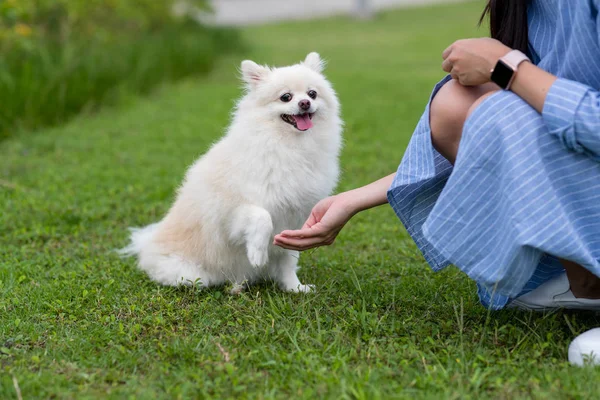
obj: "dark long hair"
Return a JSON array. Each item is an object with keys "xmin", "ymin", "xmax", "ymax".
[{"xmin": 480, "ymin": 0, "xmax": 530, "ymax": 53}]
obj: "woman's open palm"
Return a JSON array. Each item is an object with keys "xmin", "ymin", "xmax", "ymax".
[{"xmin": 273, "ymin": 195, "xmax": 354, "ymax": 251}]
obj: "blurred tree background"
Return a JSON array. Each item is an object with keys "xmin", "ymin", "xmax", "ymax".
[{"xmin": 0, "ymin": 0, "xmax": 240, "ymax": 139}]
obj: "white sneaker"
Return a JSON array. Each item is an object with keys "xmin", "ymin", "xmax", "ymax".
[
  {"xmin": 569, "ymin": 328, "xmax": 600, "ymax": 366},
  {"xmin": 509, "ymin": 273, "xmax": 600, "ymax": 311}
]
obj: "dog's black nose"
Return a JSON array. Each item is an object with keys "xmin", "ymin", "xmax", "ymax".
[{"xmin": 299, "ymin": 99, "xmax": 311, "ymax": 111}]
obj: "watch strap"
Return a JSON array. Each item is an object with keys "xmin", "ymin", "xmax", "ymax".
[{"xmin": 500, "ymin": 49, "xmax": 531, "ymax": 70}]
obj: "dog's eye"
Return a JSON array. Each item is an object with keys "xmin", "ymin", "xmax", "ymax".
[
  {"xmin": 280, "ymin": 93, "xmax": 293, "ymax": 102},
  {"xmin": 308, "ymin": 90, "xmax": 317, "ymax": 100}
]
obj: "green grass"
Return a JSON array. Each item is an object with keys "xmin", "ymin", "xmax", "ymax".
[{"xmin": 2, "ymin": 1, "xmax": 600, "ymax": 398}]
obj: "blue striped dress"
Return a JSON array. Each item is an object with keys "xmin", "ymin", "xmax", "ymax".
[{"xmin": 387, "ymin": 0, "xmax": 600, "ymax": 309}]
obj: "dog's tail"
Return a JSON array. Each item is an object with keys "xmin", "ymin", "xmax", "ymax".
[
  {"xmin": 118, "ymin": 222, "xmax": 205, "ymax": 286},
  {"xmin": 118, "ymin": 223, "xmax": 160, "ymax": 258}
]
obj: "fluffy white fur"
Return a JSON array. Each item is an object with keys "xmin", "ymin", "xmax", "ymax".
[{"xmin": 121, "ymin": 53, "xmax": 342, "ymax": 293}]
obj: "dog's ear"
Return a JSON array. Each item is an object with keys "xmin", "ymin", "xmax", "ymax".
[
  {"xmin": 241, "ymin": 60, "xmax": 270, "ymax": 88},
  {"xmin": 303, "ymin": 52, "xmax": 325, "ymax": 73}
]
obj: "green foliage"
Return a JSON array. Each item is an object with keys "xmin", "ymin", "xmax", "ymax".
[
  {"xmin": 0, "ymin": 0, "xmax": 238, "ymax": 138},
  {"xmin": 2, "ymin": 1, "xmax": 600, "ymax": 398},
  {"xmin": 0, "ymin": 0, "xmax": 208, "ymax": 46}
]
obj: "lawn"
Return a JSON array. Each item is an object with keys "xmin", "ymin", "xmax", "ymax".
[{"xmin": 2, "ymin": 1, "xmax": 600, "ymax": 398}]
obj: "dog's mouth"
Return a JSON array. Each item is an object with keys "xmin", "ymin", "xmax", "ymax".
[{"xmin": 281, "ymin": 113, "xmax": 314, "ymax": 131}]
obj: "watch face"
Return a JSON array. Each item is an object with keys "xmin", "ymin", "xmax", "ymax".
[{"xmin": 491, "ymin": 60, "xmax": 514, "ymax": 89}]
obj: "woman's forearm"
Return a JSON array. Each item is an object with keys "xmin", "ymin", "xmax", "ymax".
[
  {"xmin": 510, "ymin": 61, "xmax": 557, "ymax": 113},
  {"xmin": 338, "ymin": 173, "xmax": 396, "ymax": 215}
]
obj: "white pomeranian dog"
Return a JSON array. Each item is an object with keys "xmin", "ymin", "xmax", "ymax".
[{"xmin": 121, "ymin": 52, "xmax": 342, "ymax": 293}]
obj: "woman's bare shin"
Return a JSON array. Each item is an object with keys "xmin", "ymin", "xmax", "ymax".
[{"xmin": 561, "ymin": 259, "xmax": 600, "ymax": 299}]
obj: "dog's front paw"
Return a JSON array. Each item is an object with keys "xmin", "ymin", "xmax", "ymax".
[
  {"xmin": 247, "ymin": 245, "xmax": 269, "ymax": 268},
  {"xmin": 286, "ymin": 283, "xmax": 315, "ymax": 293},
  {"xmin": 230, "ymin": 282, "xmax": 247, "ymax": 295}
]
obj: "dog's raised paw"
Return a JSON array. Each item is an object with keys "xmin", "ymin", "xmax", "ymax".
[{"xmin": 247, "ymin": 245, "xmax": 269, "ymax": 268}]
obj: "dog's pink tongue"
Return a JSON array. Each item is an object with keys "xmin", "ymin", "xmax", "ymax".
[{"xmin": 293, "ymin": 114, "xmax": 313, "ymax": 131}]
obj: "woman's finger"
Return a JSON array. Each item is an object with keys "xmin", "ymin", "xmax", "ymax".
[
  {"xmin": 273, "ymin": 235, "xmax": 328, "ymax": 251},
  {"xmin": 301, "ymin": 211, "xmax": 318, "ymax": 230},
  {"xmin": 277, "ymin": 228, "xmax": 311, "ymax": 239},
  {"xmin": 442, "ymin": 58, "xmax": 453, "ymax": 73},
  {"xmin": 275, "ymin": 235, "xmax": 325, "ymax": 247},
  {"xmin": 278, "ymin": 229, "xmax": 310, "ymax": 238},
  {"xmin": 279, "ymin": 223, "xmax": 326, "ymax": 239},
  {"xmin": 275, "ymin": 243, "xmax": 319, "ymax": 251},
  {"xmin": 442, "ymin": 43, "xmax": 454, "ymax": 59}
]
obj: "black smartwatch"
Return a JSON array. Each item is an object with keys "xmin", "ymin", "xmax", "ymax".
[{"xmin": 490, "ymin": 50, "xmax": 531, "ymax": 90}]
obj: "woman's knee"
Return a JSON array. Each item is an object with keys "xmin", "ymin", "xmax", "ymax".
[
  {"xmin": 430, "ymin": 80, "xmax": 497, "ymax": 163},
  {"xmin": 430, "ymin": 81, "xmax": 496, "ymax": 140},
  {"xmin": 431, "ymin": 80, "xmax": 468, "ymax": 143}
]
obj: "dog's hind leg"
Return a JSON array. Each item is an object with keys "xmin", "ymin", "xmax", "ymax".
[
  {"xmin": 229, "ymin": 205, "xmax": 273, "ymax": 268},
  {"xmin": 145, "ymin": 254, "xmax": 212, "ymax": 287}
]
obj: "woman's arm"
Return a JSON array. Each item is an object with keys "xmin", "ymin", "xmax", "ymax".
[
  {"xmin": 335, "ymin": 173, "xmax": 396, "ymax": 214},
  {"xmin": 506, "ymin": 61, "xmax": 556, "ymax": 113},
  {"xmin": 273, "ymin": 173, "xmax": 395, "ymax": 251},
  {"xmin": 443, "ymin": 38, "xmax": 600, "ymax": 160}
]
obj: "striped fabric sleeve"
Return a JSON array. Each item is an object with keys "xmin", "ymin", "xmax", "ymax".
[{"xmin": 542, "ymin": 78, "xmax": 600, "ymax": 161}]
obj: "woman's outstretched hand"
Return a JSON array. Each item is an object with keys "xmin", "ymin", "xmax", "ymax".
[
  {"xmin": 273, "ymin": 173, "xmax": 397, "ymax": 252},
  {"xmin": 273, "ymin": 195, "xmax": 354, "ymax": 251}
]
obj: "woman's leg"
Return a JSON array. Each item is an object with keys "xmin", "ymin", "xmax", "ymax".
[
  {"xmin": 562, "ymin": 259, "xmax": 600, "ymax": 299},
  {"xmin": 429, "ymin": 80, "xmax": 498, "ymax": 164},
  {"xmin": 429, "ymin": 79, "xmax": 600, "ymax": 300}
]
